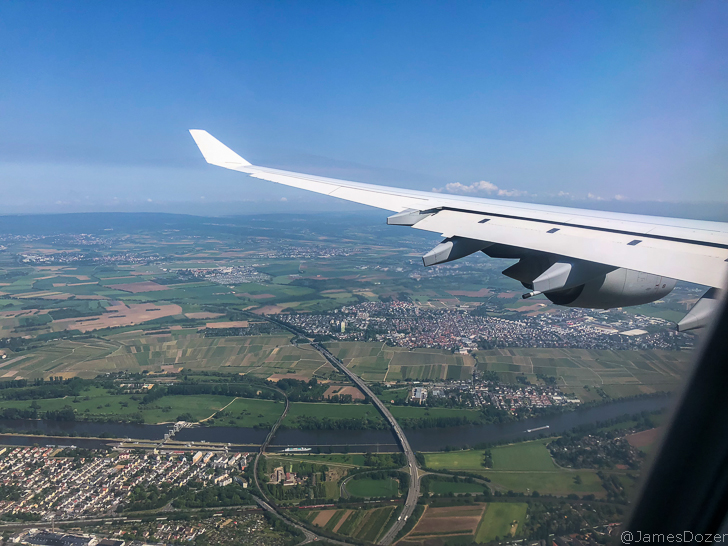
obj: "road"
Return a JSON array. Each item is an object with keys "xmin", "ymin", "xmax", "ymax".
[
  {"xmin": 312, "ymin": 343, "xmax": 420, "ymax": 545},
  {"xmin": 251, "ymin": 389, "xmax": 320, "ymax": 544},
  {"xmin": 264, "ymin": 317, "xmax": 421, "ymax": 544}
]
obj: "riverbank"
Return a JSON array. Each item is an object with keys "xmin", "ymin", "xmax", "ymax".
[{"xmin": 0, "ymin": 394, "xmax": 674, "ymax": 453}]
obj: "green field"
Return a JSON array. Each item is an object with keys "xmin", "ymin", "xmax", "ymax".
[
  {"xmin": 200, "ymin": 397, "xmax": 285, "ymax": 428},
  {"xmin": 346, "ymin": 477, "xmax": 399, "ymax": 498},
  {"xmin": 424, "ymin": 439, "xmax": 558, "ymax": 472},
  {"xmin": 388, "ymin": 405, "xmax": 484, "ymax": 422},
  {"xmin": 271, "ymin": 453, "xmax": 367, "ymax": 466},
  {"xmin": 490, "ymin": 439, "xmax": 557, "ymax": 471},
  {"xmin": 481, "ymin": 470, "xmax": 605, "ymax": 497},
  {"xmin": 283, "ymin": 401, "xmax": 385, "ymax": 426},
  {"xmin": 424, "ymin": 449, "xmax": 486, "ymax": 471},
  {"xmin": 423, "ymin": 440, "xmax": 608, "ymax": 497},
  {"xmin": 475, "ymin": 503, "xmax": 528, "ymax": 543},
  {"xmin": 0, "ymin": 389, "xmax": 237, "ymax": 424}
]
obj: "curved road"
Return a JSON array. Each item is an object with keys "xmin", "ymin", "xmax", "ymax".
[
  {"xmin": 313, "ymin": 343, "xmax": 420, "ymax": 545},
  {"xmin": 263, "ymin": 317, "xmax": 422, "ymax": 544}
]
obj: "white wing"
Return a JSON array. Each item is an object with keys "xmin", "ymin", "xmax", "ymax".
[{"xmin": 190, "ymin": 130, "xmax": 728, "ymax": 289}]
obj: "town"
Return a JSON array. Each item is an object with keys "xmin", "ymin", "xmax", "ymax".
[
  {"xmin": 0, "ymin": 447, "xmax": 251, "ymax": 522},
  {"xmin": 278, "ymin": 300, "xmax": 694, "ymax": 352}
]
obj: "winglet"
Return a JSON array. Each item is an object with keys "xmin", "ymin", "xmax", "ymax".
[{"xmin": 189, "ymin": 130, "xmax": 251, "ymax": 168}]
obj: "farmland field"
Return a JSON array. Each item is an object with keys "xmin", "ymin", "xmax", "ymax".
[
  {"xmin": 472, "ymin": 348, "xmax": 691, "ymax": 402},
  {"xmin": 305, "ymin": 505, "xmax": 396, "ymax": 542},
  {"xmin": 325, "ymin": 342, "xmax": 475, "ymax": 382},
  {"xmin": 0, "ymin": 332, "xmax": 332, "ymax": 381},
  {"xmin": 474, "ymin": 502, "xmax": 528, "ymax": 543},
  {"xmin": 403, "ymin": 504, "xmax": 485, "ymax": 542}
]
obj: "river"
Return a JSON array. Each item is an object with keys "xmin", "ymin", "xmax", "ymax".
[{"xmin": 0, "ymin": 395, "xmax": 674, "ymax": 452}]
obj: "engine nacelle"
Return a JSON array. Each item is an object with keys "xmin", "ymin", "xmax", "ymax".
[{"xmin": 544, "ymin": 268, "xmax": 676, "ymax": 309}]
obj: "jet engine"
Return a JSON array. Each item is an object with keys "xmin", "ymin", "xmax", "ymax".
[
  {"xmin": 543, "ymin": 268, "xmax": 676, "ymax": 309},
  {"xmin": 480, "ymin": 245, "xmax": 677, "ymax": 310},
  {"xmin": 419, "ymin": 239, "xmax": 678, "ymax": 310}
]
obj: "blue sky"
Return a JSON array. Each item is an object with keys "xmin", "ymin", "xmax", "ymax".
[{"xmin": 0, "ymin": 1, "xmax": 726, "ymax": 215}]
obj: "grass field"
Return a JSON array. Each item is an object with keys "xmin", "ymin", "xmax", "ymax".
[
  {"xmin": 475, "ymin": 503, "xmax": 528, "ymax": 543},
  {"xmin": 388, "ymin": 405, "xmax": 484, "ymax": 422},
  {"xmin": 270, "ymin": 453, "xmax": 367, "ymax": 466},
  {"xmin": 424, "ymin": 449, "xmax": 486, "ymax": 471},
  {"xmin": 0, "ymin": 389, "xmax": 237, "ymax": 424},
  {"xmin": 202, "ymin": 397, "xmax": 285, "ymax": 428},
  {"xmin": 424, "ymin": 438, "xmax": 559, "ymax": 471},
  {"xmin": 481, "ymin": 470, "xmax": 605, "ymax": 497},
  {"xmin": 346, "ymin": 477, "xmax": 399, "ymax": 498},
  {"xmin": 490, "ymin": 439, "xmax": 557, "ymax": 471},
  {"xmin": 283, "ymin": 402, "xmax": 385, "ymax": 426},
  {"xmin": 423, "ymin": 440, "xmax": 608, "ymax": 498}
]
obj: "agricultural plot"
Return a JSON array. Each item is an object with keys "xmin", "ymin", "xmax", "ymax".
[
  {"xmin": 474, "ymin": 502, "xmax": 528, "ymax": 543},
  {"xmin": 324, "ymin": 342, "xmax": 474, "ymax": 383},
  {"xmin": 333, "ymin": 505, "xmax": 397, "ymax": 542},
  {"xmin": 401, "ymin": 504, "xmax": 486, "ymax": 544},
  {"xmin": 302, "ymin": 505, "xmax": 396, "ymax": 542},
  {"xmin": 472, "ymin": 348, "xmax": 691, "ymax": 401},
  {"xmin": 0, "ymin": 333, "xmax": 332, "ymax": 380}
]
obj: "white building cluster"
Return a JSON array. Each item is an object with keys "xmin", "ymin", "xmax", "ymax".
[{"xmin": 0, "ymin": 447, "xmax": 249, "ymax": 521}]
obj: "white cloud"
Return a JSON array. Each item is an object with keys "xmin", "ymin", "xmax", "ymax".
[
  {"xmin": 280, "ymin": 197, "xmax": 288, "ymax": 202},
  {"xmin": 614, "ymin": 194, "xmax": 626, "ymax": 201},
  {"xmin": 433, "ymin": 180, "xmax": 532, "ymax": 198},
  {"xmin": 587, "ymin": 193, "xmax": 605, "ymax": 201},
  {"xmin": 496, "ymin": 188, "xmax": 529, "ymax": 197}
]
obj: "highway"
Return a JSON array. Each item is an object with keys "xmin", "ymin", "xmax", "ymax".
[
  {"xmin": 313, "ymin": 343, "xmax": 420, "ymax": 545},
  {"xmin": 265, "ymin": 316, "xmax": 421, "ymax": 544}
]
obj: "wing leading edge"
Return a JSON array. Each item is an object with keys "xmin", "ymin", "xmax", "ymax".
[{"xmin": 189, "ymin": 130, "xmax": 728, "ymax": 290}]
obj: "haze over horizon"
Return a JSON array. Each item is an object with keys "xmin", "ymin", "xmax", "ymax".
[{"xmin": 1, "ymin": 1, "xmax": 726, "ymax": 214}]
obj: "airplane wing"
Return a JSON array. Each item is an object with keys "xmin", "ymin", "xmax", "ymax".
[{"xmin": 189, "ymin": 130, "xmax": 728, "ymax": 293}]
